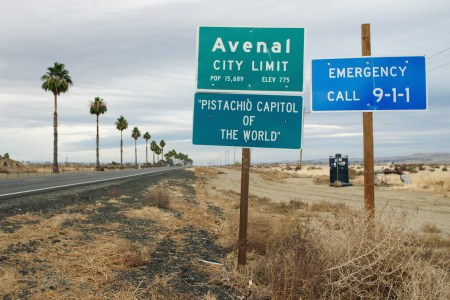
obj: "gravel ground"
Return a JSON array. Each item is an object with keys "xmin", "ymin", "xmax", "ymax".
[{"xmin": 0, "ymin": 169, "xmax": 233, "ymax": 299}]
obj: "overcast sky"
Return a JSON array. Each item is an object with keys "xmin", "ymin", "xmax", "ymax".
[{"xmin": 0, "ymin": 0, "xmax": 449, "ymax": 166}]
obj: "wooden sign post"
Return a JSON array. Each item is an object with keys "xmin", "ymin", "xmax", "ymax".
[
  {"xmin": 361, "ymin": 24, "xmax": 375, "ymax": 224},
  {"xmin": 238, "ymin": 147, "xmax": 250, "ymax": 265}
]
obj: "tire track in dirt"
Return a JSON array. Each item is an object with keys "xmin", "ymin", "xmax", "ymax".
[{"xmin": 208, "ymin": 168, "xmax": 450, "ymax": 235}]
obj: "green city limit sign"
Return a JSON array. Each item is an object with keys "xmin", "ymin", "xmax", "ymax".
[{"xmin": 197, "ymin": 26, "xmax": 305, "ymax": 93}]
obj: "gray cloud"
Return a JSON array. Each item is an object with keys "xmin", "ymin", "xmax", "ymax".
[{"xmin": 1, "ymin": 0, "xmax": 449, "ymax": 165}]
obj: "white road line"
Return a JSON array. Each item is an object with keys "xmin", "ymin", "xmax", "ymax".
[{"xmin": 0, "ymin": 168, "xmax": 175, "ymax": 198}]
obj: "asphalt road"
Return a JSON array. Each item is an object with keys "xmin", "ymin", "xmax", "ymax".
[{"xmin": 0, "ymin": 167, "xmax": 183, "ymax": 199}]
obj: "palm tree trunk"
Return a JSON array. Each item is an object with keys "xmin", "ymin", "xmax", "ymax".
[
  {"xmin": 134, "ymin": 140, "xmax": 137, "ymax": 168},
  {"xmin": 53, "ymin": 93, "xmax": 59, "ymax": 173},
  {"xmin": 120, "ymin": 131, "xmax": 123, "ymax": 169},
  {"xmin": 145, "ymin": 141, "xmax": 148, "ymax": 164},
  {"xmin": 153, "ymin": 152, "xmax": 155, "ymax": 165},
  {"xmin": 96, "ymin": 115, "xmax": 99, "ymax": 171}
]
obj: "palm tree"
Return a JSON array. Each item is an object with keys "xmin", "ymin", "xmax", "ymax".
[
  {"xmin": 131, "ymin": 127, "xmax": 141, "ymax": 167},
  {"xmin": 89, "ymin": 97, "xmax": 107, "ymax": 171},
  {"xmin": 143, "ymin": 132, "xmax": 151, "ymax": 165},
  {"xmin": 164, "ymin": 149, "xmax": 177, "ymax": 166},
  {"xmin": 41, "ymin": 62, "xmax": 73, "ymax": 173},
  {"xmin": 175, "ymin": 152, "xmax": 182, "ymax": 165},
  {"xmin": 115, "ymin": 116, "xmax": 128, "ymax": 169},
  {"xmin": 159, "ymin": 139, "xmax": 166, "ymax": 160},
  {"xmin": 150, "ymin": 140, "xmax": 157, "ymax": 164},
  {"xmin": 155, "ymin": 146, "xmax": 162, "ymax": 163}
]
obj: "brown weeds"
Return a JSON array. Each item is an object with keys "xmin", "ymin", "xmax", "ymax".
[
  {"xmin": 313, "ymin": 175, "xmax": 329, "ymax": 185},
  {"xmin": 223, "ymin": 207, "xmax": 450, "ymax": 299},
  {"xmin": 146, "ymin": 188, "xmax": 171, "ymax": 209},
  {"xmin": 422, "ymin": 223, "xmax": 441, "ymax": 234}
]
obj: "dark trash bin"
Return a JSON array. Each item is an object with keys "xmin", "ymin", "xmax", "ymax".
[{"xmin": 329, "ymin": 154, "xmax": 352, "ymax": 186}]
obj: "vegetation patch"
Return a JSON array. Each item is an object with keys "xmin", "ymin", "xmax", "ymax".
[
  {"xmin": 221, "ymin": 209, "xmax": 449, "ymax": 299},
  {"xmin": 146, "ymin": 188, "xmax": 171, "ymax": 209}
]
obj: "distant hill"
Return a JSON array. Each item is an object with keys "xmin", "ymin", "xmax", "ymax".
[
  {"xmin": 371, "ymin": 153, "xmax": 450, "ymax": 164},
  {"xmin": 295, "ymin": 153, "xmax": 450, "ymax": 165},
  {"xmin": 0, "ymin": 155, "xmax": 23, "ymax": 172}
]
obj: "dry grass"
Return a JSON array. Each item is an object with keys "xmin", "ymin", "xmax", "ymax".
[
  {"xmin": 411, "ymin": 172, "xmax": 450, "ymax": 195},
  {"xmin": 0, "ymin": 268, "xmax": 18, "ymax": 295},
  {"xmin": 2, "ymin": 165, "xmax": 449, "ymax": 299},
  {"xmin": 422, "ymin": 233, "xmax": 450, "ymax": 249},
  {"xmin": 220, "ymin": 206, "xmax": 450, "ymax": 300},
  {"xmin": 0, "ymin": 221, "xmax": 150, "ymax": 298},
  {"xmin": 146, "ymin": 187, "xmax": 171, "ymax": 209},
  {"xmin": 276, "ymin": 199, "xmax": 308, "ymax": 213},
  {"xmin": 319, "ymin": 212, "xmax": 448, "ymax": 299},
  {"xmin": 309, "ymin": 200, "xmax": 349, "ymax": 213},
  {"xmin": 349, "ymin": 167, "xmax": 364, "ymax": 179},
  {"xmin": 204, "ymin": 290, "xmax": 218, "ymax": 300},
  {"xmin": 198, "ymin": 165, "xmax": 450, "ymax": 299},
  {"xmin": 313, "ymin": 175, "xmax": 329, "ymax": 185},
  {"xmin": 422, "ymin": 223, "xmax": 442, "ymax": 234},
  {"xmin": 250, "ymin": 167, "xmax": 300, "ymax": 182}
]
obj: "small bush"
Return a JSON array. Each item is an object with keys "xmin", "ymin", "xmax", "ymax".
[
  {"xmin": 275, "ymin": 199, "xmax": 308, "ymax": 213},
  {"xmin": 307, "ymin": 166, "xmax": 322, "ymax": 171},
  {"xmin": 436, "ymin": 180, "xmax": 445, "ymax": 187},
  {"xmin": 422, "ymin": 223, "xmax": 441, "ymax": 234},
  {"xmin": 146, "ymin": 189, "xmax": 170, "ymax": 209},
  {"xmin": 422, "ymin": 234, "xmax": 450, "ymax": 248},
  {"xmin": 309, "ymin": 201, "xmax": 347, "ymax": 213},
  {"xmin": 288, "ymin": 199, "xmax": 308, "ymax": 209},
  {"xmin": 442, "ymin": 167, "xmax": 448, "ymax": 171},
  {"xmin": 247, "ymin": 215, "xmax": 274, "ymax": 255},
  {"xmin": 406, "ymin": 165, "xmax": 418, "ymax": 173},
  {"xmin": 349, "ymin": 167, "xmax": 364, "ymax": 179},
  {"xmin": 225, "ymin": 210, "xmax": 450, "ymax": 299},
  {"xmin": 319, "ymin": 212, "xmax": 449, "ymax": 299},
  {"xmin": 204, "ymin": 291, "xmax": 217, "ymax": 300},
  {"xmin": 266, "ymin": 224, "xmax": 325, "ymax": 299},
  {"xmin": 313, "ymin": 175, "xmax": 329, "ymax": 185},
  {"xmin": 120, "ymin": 243, "xmax": 149, "ymax": 268}
]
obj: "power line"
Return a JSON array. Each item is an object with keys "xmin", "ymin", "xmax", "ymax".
[
  {"xmin": 427, "ymin": 47, "xmax": 450, "ymax": 60},
  {"xmin": 428, "ymin": 61, "xmax": 450, "ymax": 72}
]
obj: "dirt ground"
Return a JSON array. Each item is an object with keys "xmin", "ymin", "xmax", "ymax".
[
  {"xmin": 209, "ymin": 165, "xmax": 450, "ymax": 236},
  {"xmin": 0, "ymin": 164, "xmax": 448, "ymax": 299}
]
